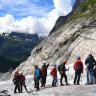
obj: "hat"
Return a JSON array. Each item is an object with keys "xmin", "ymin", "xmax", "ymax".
[
  {"xmin": 54, "ymin": 64, "xmax": 57, "ymax": 67},
  {"xmin": 77, "ymin": 56, "xmax": 80, "ymax": 59},
  {"xmin": 15, "ymin": 71, "xmax": 18, "ymax": 74},
  {"xmin": 88, "ymin": 53, "xmax": 92, "ymax": 57}
]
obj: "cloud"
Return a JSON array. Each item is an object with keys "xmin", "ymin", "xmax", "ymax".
[{"xmin": 0, "ymin": 0, "xmax": 73, "ymax": 36}]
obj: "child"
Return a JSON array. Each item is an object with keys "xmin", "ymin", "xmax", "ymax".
[{"xmin": 50, "ymin": 64, "xmax": 57, "ymax": 87}]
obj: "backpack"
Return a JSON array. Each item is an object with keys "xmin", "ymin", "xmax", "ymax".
[
  {"xmin": 36, "ymin": 69, "xmax": 42, "ymax": 78},
  {"xmin": 40, "ymin": 69, "xmax": 44, "ymax": 77},
  {"xmin": 58, "ymin": 64, "xmax": 62, "ymax": 71},
  {"xmin": 76, "ymin": 62, "xmax": 82, "ymax": 71}
]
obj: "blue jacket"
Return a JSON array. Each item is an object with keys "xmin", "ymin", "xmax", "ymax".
[{"xmin": 34, "ymin": 69, "xmax": 41, "ymax": 79}]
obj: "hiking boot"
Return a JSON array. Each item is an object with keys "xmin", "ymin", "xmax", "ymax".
[
  {"xmin": 66, "ymin": 83, "xmax": 70, "ymax": 86},
  {"xmin": 77, "ymin": 83, "xmax": 80, "ymax": 85},
  {"xmin": 14, "ymin": 91, "xmax": 18, "ymax": 93},
  {"xmin": 61, "ymin": 84, "xmax": 64, "ymax": 86},
  {"xmin": 41, "ymin": 85, "xmax": 43, "ymax": 87}
]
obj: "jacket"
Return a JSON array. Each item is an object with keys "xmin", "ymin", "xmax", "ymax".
[
  {"xmin": 74, "ymin": 59, "xmax": 84, "ymax": 73},
  {"xmin": 50, "ymin": 67, "xmax": 57, "ymax": 77},
  {"xmin": 19, "ymin": 75, "xmax": 25, "ymax": 84},
  {"xmin": 34, "ymin": 68, "xmax": 41, "ymax": 79},
  {"xmin": 85, "ymin": 55, "xmax": 96, "ymax": 69}
]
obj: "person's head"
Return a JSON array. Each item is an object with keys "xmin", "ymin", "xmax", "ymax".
[
  {"xmin": 53, "ymin": 64, "xmax": 57, "ymax": 67},
  {"xmin": 34, "ymin": 65, "xmax": 38, "ymax": 69},
  {"xmin": 76, "ymin": 56, "xmax": 80, "ymax": 60},
  {"xmin": 88, "ymin": 53, "xmax": 92, "ymax": 57},
  {"xmin": 20, "ymin": 72, "xmax": 23, "ymax": 75},
  {"xmin": 43, "ymin": 63, "xmax": 46, "ymax": 65},
  {"xmin": 63, "ymin": 60, "xmax": 67, "ymax": 64},
  {"xmin": 15, "ymin": 70, "xmax": 19, "ymax": 74}
]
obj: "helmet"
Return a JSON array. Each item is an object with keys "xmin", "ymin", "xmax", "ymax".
[
  {"xmin": 77, "ymin": 56, "xmax": 80, "ymax": 59},
  {"xmin": 63, "ymin": 60, "xmax": 67, "ymax": 64}
]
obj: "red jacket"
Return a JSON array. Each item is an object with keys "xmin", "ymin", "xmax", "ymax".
[
  {"xmin": 19, "ymin": 75, "xmax": 25, "ymax": 83},
  {"xmin": 73, "ymin": 59, "xmax": 84, "ymax": 73},
  {"xmin": 50, "ymin": 67, "xmax": 57, "ymax": 76}
]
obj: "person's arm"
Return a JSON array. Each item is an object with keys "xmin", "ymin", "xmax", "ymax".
[
  {"xmin": 73, "ymin": 61, "xmax": 77, "ymax": 70},
  {"xmin": 85, "ymin": 58, "xmax": 88, "ymax": 65},
  {"xmin": 46, "ymin": 64, "xmax": 49, "ymax": 69}
]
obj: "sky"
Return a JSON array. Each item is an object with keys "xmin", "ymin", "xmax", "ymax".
[{"xmin": 0, "ymin": 0, "xmax": 75, "ymax": 36}]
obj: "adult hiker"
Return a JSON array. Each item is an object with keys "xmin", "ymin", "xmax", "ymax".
[
  {"xmin": 73, "ymin": 56, "xmax": 84, "ymax": 85},
  {"xmin": 50, "ymin": 64, "xmax": 57, "ymax": 87},
  {"xmin": 93, "ymin": 65, "xmax": 96, "ymax": 84},
  {"xmin": 85, "ymin": 53, "xmax": 96, "ymax": 84},
  {"xmin": 13, "ymin": 71, "xmax": 20, "ymax": 93},
  {"xmin": 40, "ymin": 65, "xmax": 45, "ymax": 87},
  {"xmin": 58, "ymin": 60, "xmax": 69, "ymax": 86},
  {"xmin": 42, "ymin": 63, "xmax": 49, "ymax": 86},
  {"xmin": 34, "ymin": 65, "xmax": 41, "ymax": 91},
  {"xmin": 19, "ymin": 72, "xmax": 28, "ymax": 93}
]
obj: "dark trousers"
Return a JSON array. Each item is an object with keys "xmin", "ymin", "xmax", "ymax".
[
  {"xmin": 14, "ymin": 83, "xmax": 20, "ymax": 93},
  {"xmin": 41, "ymin": 76, "xmax": 45, "ymax": 86},
  {"xmin": 74, "ymin": 70, "xmax": 82, "ymax": 85},
  {"xmin": 60, "ymin": 73, "xmax": 68, "ymax": 85},
  {"xmin": 35, "ymin": 78, "xmax": 40, "ymax": 90},
  {"xmin": 43, "ymin": 76, "xmax": 47, "ymax": 85},
  {"xmin": 20, "ymin": 82, "xmax": 28, "ymax": 92}
]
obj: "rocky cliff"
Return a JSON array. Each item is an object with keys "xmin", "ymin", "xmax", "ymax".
[{"xmin": 12, "ymin": 0, "xmax": 96, "ymax": 75}]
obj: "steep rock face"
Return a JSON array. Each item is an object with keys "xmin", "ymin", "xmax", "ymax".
[
  {"xmin": 50, "ymin": 0, "xmax": 89, "ymax": 34},
  {"xmin": 12, "ymin": 0, "xmax": 96, "ymax": 75}
]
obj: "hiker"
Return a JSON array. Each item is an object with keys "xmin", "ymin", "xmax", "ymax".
[
  {"xmin": 73, "ymin": 56, "xmax": 84, "ymax": 85},
  {"xmin": 19, "ymin": 72, "xmax": 28, "ymax": 92},
  {"xmin": 93, "ymin": 65, "xmax": 96, "ymax": 84},
  {"xmin": 40, "ymin": 65, "xmax": 45, "ymax": 87},
  {"xmin": 85, "ymin": 53, "xmax": 96, "ymax": 84},
  {"xmin": 34, "ymin": 65, "xmax": 41, "ymax": 91},
  {"xmin": 50, "ymin": 64, "xmax": 57, "ymax": 87},
  {"xmin": 13, "ymin": 71, "xmax": 20, "ymax": 93},
  {"xmin": 58, "ymin": 60, "xmax": 69, "ymax": 86},
  {"xmin": 42, "ymin": 63, "xmax": 49, "ymax": 86}
]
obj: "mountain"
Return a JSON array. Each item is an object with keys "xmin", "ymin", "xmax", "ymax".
[
  {"xmin": 50, "ymin": 0, "xmax": 91, "ymax": 34},
  {"xmin": 13, "ymin": 0, "xmax": 96, "ymax": 75},
  {"xmin": 0, "ymin": 32, "xmax": 44, "ymax": 72}
]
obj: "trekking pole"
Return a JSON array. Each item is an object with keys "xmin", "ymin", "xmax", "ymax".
[
  {"xmin": 81, "ymin": 74, "xmax": 82, "ymax": 84},
  {"xmin": 68, "ymin": 66, "xmax": 69, "ymax": 76}
]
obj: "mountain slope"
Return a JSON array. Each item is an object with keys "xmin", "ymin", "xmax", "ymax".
[{"xmin": 13, "ymin": 0, "xmax": 96, "ymax": 75}]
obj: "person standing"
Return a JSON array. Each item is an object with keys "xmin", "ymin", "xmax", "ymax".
[
  {"xmin": 19, "ymin": 72, "xmax": 28, "ymax": 92},
  {"xmin": 50, "ymin": 64, "xmax": 57, "ymax": 87},
  {"xmin": 40, "ymin": 65, "xmax": 45, "ymax": 87},
  {"xmin": 42, "ymin": 63, "xmax": 49, "ymax": 86},
  {"xmin": 34, "ymin": 65, "xmax": 41, "ymax": 91},
  {"xmin": 58, "ymin": 60, "xmax": 69, "ymax": 86},
  {"xmin": 73, "ymin": 56, "xmax": 84, "ymax": 85},
  {"xmin": 93, "ymin": 65, "xmax": 96, "ymax": 84},
  {"xmin": 13, "ymin": 71, "xmax": 20, "ymax": 93},
  {"xmin": 85, "ymin": 53, "xmax": 96, "ymax": 84}
]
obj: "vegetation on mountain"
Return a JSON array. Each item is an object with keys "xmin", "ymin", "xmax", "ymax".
[{"xmin": 0, "ymin": 32, "xmax": 44, "ymax": 72}]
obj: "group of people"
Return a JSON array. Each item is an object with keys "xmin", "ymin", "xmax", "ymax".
[
  {"xmin": 13, "ymin": 53, "xmax": 96, "ymax": 93},
  {"xmin": 13, "ymin": 71, "xmax": 28, "ymax": 93},
  {"xmin": 33, "ymin": 53, "xmax": 96, "ymax": 91},
  {"xmin": 34, "ymin": 63, "xmax": 49, "ymax": 91}
]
